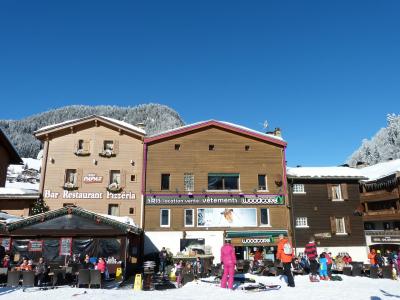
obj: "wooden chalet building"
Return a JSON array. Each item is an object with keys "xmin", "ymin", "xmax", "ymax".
[
  {"xmin": 143, "ymin": 120, "xmax": 290, "ymax": 262},
  {"xmin": 287, "ymin": 166, "xmax": 368, "ymax": 262},
  {"xmin": 358, "ymin": 159, "xmax": 400, "ymax": 252},
  {"xmin": 34, "ymin": 115, "xmax": 145, "ymax": 226},
  {"xmin": 0, "ymin": 128, "xmax": 23, "ymax": 186}
]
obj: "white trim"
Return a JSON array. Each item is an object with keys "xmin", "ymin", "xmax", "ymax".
[
  {"xmin": 160, "ymin": 208, "xmax": 170, "ymax": 227},
  {"xmin": 184, "ymin": 208, "xmax": 195, "ymax": 227}
]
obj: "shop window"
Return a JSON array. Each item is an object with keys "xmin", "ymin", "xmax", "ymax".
[
  {"xmin": 175, "ymin": 144, "xmax": 181, "ymax": 151},
  {"xmin": 161, "ymin": 174, "xmax": 170, "ymax": 190},
  {"xmin": 160, "ymin": 209, "xmax": 170, "ymax": 227},
  {"xmin": 184, "ymin": 173, "xmax": 194, "ymax": 192},
  {"xmin": 108, "ymin": 204, "xmax": 119, "ymax": 216},
  {"xmin": 209, "ymin": 144, "xmax": 215, "ymax": 151},
  {"xmin": 260, "ymin": 208, "xmax": 270, "ymax": 226},
  {"xmin": 258, "ymin": 175, "xmax": 267, "ymax": 191},
  {"xmin": 293, "ymin": 184, "xmax": 305, "ymax": 193},
  {"xmin": 129, "ymin": 208, "xmax": 135, "ymax": 214},
  {"xmin": 64, "ymin": 169, "xmax": 77, "ymax": 189},
  {"xmin": 208, "ymin": 173, "xmax": 239, "ymax": 190},
  {"xmin": 184, "ymin": 209, "xmax": 194, "ymax": 227},
  {"xmin": 296, "ymin": 217, "xmax": 308, "ymax": 228}
]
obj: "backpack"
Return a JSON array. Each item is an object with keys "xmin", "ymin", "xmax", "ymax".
[{"xmin": 283, "ymin": 242, "xmax": 292, "ymax": 255}]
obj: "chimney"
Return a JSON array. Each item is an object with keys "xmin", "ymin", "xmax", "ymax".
[
  {"xmin": 135, "ymin": 122, "xmax": 145, "ymax": 130},
  {"xmin": 274, "ymin": 127, "xmax": 282, "ymax": 137}
]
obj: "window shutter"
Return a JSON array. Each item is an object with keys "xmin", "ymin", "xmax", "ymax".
[
  {"xmin": 120, "ymin": 170, "xmax": 126, "ymax": 188},
  {"xmin": 330, "ymin": 216, "xmax": 336, "ymax": 234},
  {"xmin": 327, "ymin": 184, "xmax": 332, "ymax": 200},
  {"xmin": 105, "ymin": 170, "xmax": 110, "ymax": 187},
  {"xmin": 62, "ymin": 170, "xmax": 67, "ymax": 187},
  {"xmin": 76, "ymin": 168, "xmax": 83, "ymax": 187},
  {"xmin": 341, "ymin": 183, "xmax": 349, "ymax": 200},
  {"xmin": 345, "ymin": 216, "xmax": 351, "ymax": 234},
  {"xmin": 73, "ymin": 141, "xmax": 78, "ymax": 153},
  {"xmin": 83, "ymin": 140, "xmax": 90, "ymax": 152},
  {"xmin": 113, "ymin": 140, "xmax": 119, "ymax": 155}
]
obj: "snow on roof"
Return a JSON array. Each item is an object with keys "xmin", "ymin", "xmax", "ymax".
[
  {"xmin": 0, "ymin": 187, "xmax": 39, "ymax": 196},
  {"xmin": 287, "ymin": 166, "xmax": 364, "ymax": 179},
  {"xmin": 0, "ymin": 212, "xmax": 23, "ymax": 224},
  {"xmin": 147, "ymin": 120, "xmax": 285, "ymax": 143},
  {"xmin": 36, "ymin": 115, "xmax": 146, "ymax": 134},
  {"xmin": 99, "ymin": 214, "xmax": 137, "ymax": 227},
  {"xmin": 5, "ymin": 181, "xmax": 39, "ymax": 191},
  {"xmin": 359, "ymin": 159, "xmax": 400, "ymax": 182}
]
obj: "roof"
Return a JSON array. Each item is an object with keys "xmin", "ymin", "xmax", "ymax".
[
  {"xmin": 0, "ymin": 187, "xmax": 39, "ymax": 199},
  {"xmin": 6, "ymin": 205, "xmax": 142, "ymax": 234},
  {"xmin": 287, "ymin": 166, "xmax": 366, "ymax": 180},
  {"xmin": 359, "ymin": 159, "xmax": 400, "ymax": 182},
  {"xmin": 0, "ymin": 128, "xmax": 23, "ymax": 165},
  {"xmin": 145, "ymin": 120, "xmax": 287, "ymax": 147},
  {"xmin": 34, "ymin": 115, "xmax": 146, "ymax": 138}
]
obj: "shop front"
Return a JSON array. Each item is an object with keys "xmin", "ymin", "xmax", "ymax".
[{"xmin": 365, "ymin": 231, "xmax": 400, "ymax": 253}]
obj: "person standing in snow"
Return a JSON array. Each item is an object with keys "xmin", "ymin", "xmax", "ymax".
[
  {"xmin": 276, "ymin": 234, "xmax": 295, "ymax": 287},
  {"xmin": 368, "ymin": 249, "xmax": 377, "ymax": 267},
  {"xmin": 319, "ymin": 253, "xmax": 328, "ymax": 280},
  {"xmin": 159, "ymin": 247, "xmax": 168, "ymax": 275},
  {"xmin": 220, "ymin": 238, "xmax": 236, "ymax": 289},
  {"xmin": 305, "ymin": 236, "xmax": 319, "ymax": 282}
]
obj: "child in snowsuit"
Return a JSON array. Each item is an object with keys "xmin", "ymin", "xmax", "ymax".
[
  {"xmin": 175, "ymin": 260, "xmax": 183, "ymax": 287},
  {"xmin": 319, "ymin": 253, "xmax": 328, "ymax": 280}
]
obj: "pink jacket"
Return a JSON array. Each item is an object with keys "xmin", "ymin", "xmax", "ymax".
[
  {"xmin": 96, "ymin": 261, "xmax": 106, "ymax": 273},
  {"xmin": 220, "ymin": 243, "xmax": 236, "ymax": 267}
]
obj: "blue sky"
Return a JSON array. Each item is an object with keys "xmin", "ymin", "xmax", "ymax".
[{"xmin": 0, "ymin": 0, "xmax": 399, "ymax": 166}]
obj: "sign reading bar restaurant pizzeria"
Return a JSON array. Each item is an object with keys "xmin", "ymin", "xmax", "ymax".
[
  {"xmin": 371, "ymin": 236, "xmax": 400, "ymax": 243},
  {"xmin": 59, "ymin": 238, "xmax": 73, "ymax": 256},
  {"xmin": 83, "ymin": 173, "xmax": 103, "ymax": 183},
  {"xmin": 145, "ymin": 195, "xmax": 285, "ymax": 206},
  {"xmin": 29, "ymin": 240, "xmax": 43, "ymax": 252}
]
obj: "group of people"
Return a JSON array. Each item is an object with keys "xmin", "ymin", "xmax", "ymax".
[
  {"xmin": 368, "ymin": 248, "xmax": 400, "ymax": 275},
  {"xmin": 174, "ymin": 257, "xmax": 203, "ymax": 287}
]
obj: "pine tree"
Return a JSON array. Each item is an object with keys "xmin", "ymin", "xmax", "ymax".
[{"xmin": 31, "ymin": 198, "xmax": 50, "ymax": 215}]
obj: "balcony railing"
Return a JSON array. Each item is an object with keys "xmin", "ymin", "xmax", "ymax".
[{"xmin": 364, "ymin": 209, "xmax": 400, "ymax": 216}]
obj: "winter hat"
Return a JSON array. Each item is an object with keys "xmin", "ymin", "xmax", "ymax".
[{"xmin": 377, "ymin": 250, "xmax": 381, "ymax": 254}]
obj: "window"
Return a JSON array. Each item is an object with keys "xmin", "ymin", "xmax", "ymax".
[
  {"xmin": 184, "ymin": 209, "xmax": 194, "ymax": 227},
  {"xmin": 293, "ymin": 184, "xmax": 305, "ymax": 193},
  {"xmin": 130, "ymin": 174, "xmax": 136, "ymax": 182},
  {"xmin": 331, "ymin": 185, "xmax": 343, "ymax": 201},
  {"xmin": 78, "ymin": 140, "xmax": 84, "ymax": 150},
  {"xmin": 335, "ymin": 217, "xmax": 346, "ymax": 234},
  {"xmin": 161, "ymin": 174, "xmax": 170, "ymax": 190},
  {"xmin": 100, "ymin": 140, "xmax": 118, "ymax": 157},
  {"xmin": 108, "ymin": 204, "xmax": 119, "ymax": 216},
  {"xmin": 208, "ymin": 173, "xmax": 239, "ymax": 190},
  {"xmin": 129, "ymin": 208, "xmax": 135, "ymax": 214},
  {"xmin": 110, "ymin": 170, "xmax": 121, "ymax": 185},
  {"xmin": 209, "ymin": 144, "xmax": 215, "ymax": 151},
  {"xmin": 160, "ymin": 209, "xmax": 170, "ymax": 227},
  {"xmin": 104, "ymin": 140, "xmax": 114, "ymax": 151},
  {"xmin": 184, "ymin": 173, "xmax": 194, "ymax": 192},
  {"xmin": 175, "ymin": 144, "xmax": 181, "ymax": 151},
  {"xmin": 65, "ymin": 169, "xmax": 77, "ymax": 186},
  {"xmin": 260, "ymin": 208, "xmax": 270, "ymax": 226},
  {"xmin": 296, "ymin": 217, "xmax": 308, "ymax": 228},
  {"xmin": 258, "ymin": 174, "xmax": 267, "ymax": 191},
  {"xmin": 245, "ymin": 145, "xmax": 250, "ymax": 151}
]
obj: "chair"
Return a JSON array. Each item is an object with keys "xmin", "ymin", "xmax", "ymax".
[
  {"xmin": 89, "ymin": 270, "xmax": 101, "ymax": 288},
  {"xmin": 52, "ymin": 269, "xmax": 66, "ymax": 286},
  {"xmin": 22, "ymin": 271, "xmax": 35, "ymax": 287},
  {"xmin": 369, "ymin": 266, "xmax": 379, "ymax": 279},
  {"xmin": 78, "ymin": 269, "xmax": 90, "ymax": 288},
  {"xmin": 7, "ymin": 271, "xmax": 21, "ymax": 287},
  {"xmin": 382, "ymin": 266, "xmax": 393, "ymax": 279},
  {"xmin": 342, "ymin": 267, "xmax": 352, "ymax": 276}
]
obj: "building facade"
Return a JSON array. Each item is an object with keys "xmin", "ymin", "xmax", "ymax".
[
  {"xmin": 34, "ymin": 115, "xmax": 145, "ymax": 226},
  {"xmin": 358, "ymin": 160, "xmax": 400, "ymax": 253},
  {"xmin": 143, "ymin": 120, "xmax": 289, "ymax": 262},
  {"xmin": 287, "ymin": 167, "xmax": 368, "ymax": 262},
  {"xmin": 0, "ymin": 128, "xmax": 23, "ymax": 187}
]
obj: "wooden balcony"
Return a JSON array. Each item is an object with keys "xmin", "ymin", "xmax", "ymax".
[
  {"xmin": 361, "ymin": 189, "xmax": 399, "ymax": 202},
  {"xmin": 363, "ymin": 209, "xmax": 400, "ymax": 221}
]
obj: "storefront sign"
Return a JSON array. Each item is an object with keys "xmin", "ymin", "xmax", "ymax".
[
  {"xmin": 314, "ymin": 232, "xmax": 332, "ymax": 239},
  {"xmin": 44, "ymin": 189, "xmax": 135, "ymax": 200},
  {"xmin": 230, "ymin": 236, "xmax": 274, "ymax": 246},
  {"xmin": 59, "ymin": 238, "xmax": 72, "ymax": 256},
  {"xmin": 145, "ymin": 195, "xmax": 284, "ymax": 206},
  {"xmin": 28, "ymin": 240, "xmax": 43, "ymax": 252},
  {"xmin": 371, "ymin": 236, "xmax": 400, "ymax": 243},
  {"xmin": 197, "ymin": 208, "xmax": 257, "ymax": 227},
  {"xmin": 242, "ymin": 237, "xmax": 272, "ymax": 244},
  {"xmin": 83, "ymin": 173, "xmax": 103, "ymax": 183},
  {"xmin": 0, "ymin": 238, "xmax": 11, "ymax": 251}
]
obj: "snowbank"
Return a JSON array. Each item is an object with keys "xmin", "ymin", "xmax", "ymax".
[{"xmin": 287, "ymin": 166, "xmax": 363, "ymax": 178}]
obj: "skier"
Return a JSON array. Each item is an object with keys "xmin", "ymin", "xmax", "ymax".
[
  {"xmin": 305, "ymin": 236, "xmax": 319, "ymax": 282},
  {"xmin": 276, "ymin": 234, "xmax": 295, "ymax": 287},
  {"xmin": 220, "ymin": 238, "xmax": 236, "ymax": 289}
]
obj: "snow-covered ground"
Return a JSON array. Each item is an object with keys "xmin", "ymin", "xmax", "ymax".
[{"xmin": 0, "ymin": 275, "xmax": 399, "ymax": 300}]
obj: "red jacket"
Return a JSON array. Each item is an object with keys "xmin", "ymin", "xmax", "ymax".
[
  {"xmin": 276, "ymin": 238, "xmax": 293, "ymax": 263},
  {"xmin": 96, "ymin": 261, "xmax": 106, "ymax": 273}
]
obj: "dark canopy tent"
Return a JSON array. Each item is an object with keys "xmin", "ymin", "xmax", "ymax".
[{"xmin": 1, "ymin": 206, "xmax": 142, "ymax": 276}]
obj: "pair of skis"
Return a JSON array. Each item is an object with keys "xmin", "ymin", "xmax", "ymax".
[{"xmin": 241, "ymin": 283, "xmax": 281, "ymax": 292}]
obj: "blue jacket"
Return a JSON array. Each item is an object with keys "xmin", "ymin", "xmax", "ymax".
[{"xmin": 319, "ymin": 258, "xmax": 327, "ymax": 271}]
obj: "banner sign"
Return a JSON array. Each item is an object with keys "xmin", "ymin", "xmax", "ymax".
[
  {"xmin": 0, "ymin": 238, "xmax": 11, "ymax": 251},
  {"xmin": 180, "ymin": 238, "xmax": 205, "ymax": 255},
  {"xmin": 197, "ymin": 208, "xmax": 257, "ymax": 227},
  {"xmin": 314, "ymin": 232, "xmax": 332, "ymax": 239},
  {"xmin": 83, "ymin": 173, "xmax": 103, "ymax": 183},
  {"xmin": 145, "ymin": 195, "xmax": 284, "ymax": 206},
  {"xmin": 371, "ymin": 236, "xmax": 400, "ymax": 243},
  {"xmin": 59, "ymin": 238, "xmax": 73, "ymax": 256},
  {"xmin": 44, "ymin": 189, "xmax": 135, "ymax": 200},
  {"xmin": 28, "ymin": 240, "xmax": 43, "ymax": 252}
]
